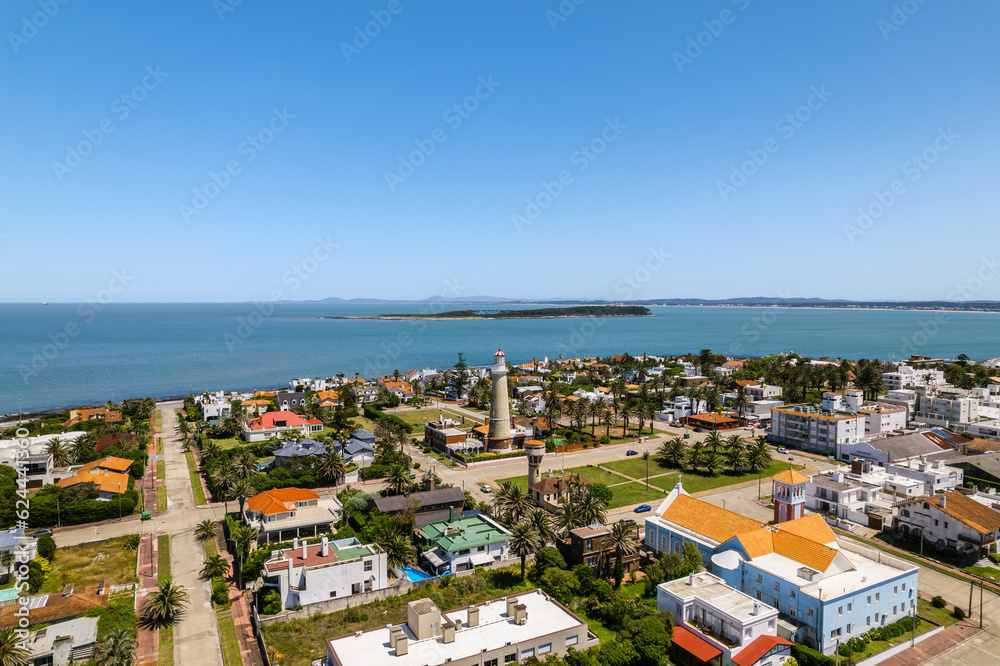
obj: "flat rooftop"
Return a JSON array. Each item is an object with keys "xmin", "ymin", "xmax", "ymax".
[
  {"xmin": 327, "ymin": 590, "xmax": 587, "ymax": 666},
  {"xmin": 419, "ymin": 513, "xmax": 511, "ymax": 552},
  {"xmin": 658, "ymin": 573, "xmax": 774, "ymax": 623}
]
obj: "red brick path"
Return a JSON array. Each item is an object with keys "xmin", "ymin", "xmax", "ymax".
[{"xmin": 135, "ymin": 532, "xmax": 160, "ymax": 666}]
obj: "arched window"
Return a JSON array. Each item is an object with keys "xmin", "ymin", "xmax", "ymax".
[{"xmin": 901, "ymin": 509, "xmax": 910, "ymax": 518}]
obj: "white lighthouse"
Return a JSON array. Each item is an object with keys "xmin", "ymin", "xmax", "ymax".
[{"xmin": 486, "ymin": 348, "xmax": 512, "ymax": 451}]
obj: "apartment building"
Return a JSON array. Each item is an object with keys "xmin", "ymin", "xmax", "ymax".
[
  {"xmin": 893, "ymin": 490, "xmax": 1000, "ymax": 557},
  {"xmin": 882, "ymin": 366, "xmax": 945, "ymax": 391},
  {"xmin": 768, "ymin": 405, "xmax": 864, "ymax": 454}
]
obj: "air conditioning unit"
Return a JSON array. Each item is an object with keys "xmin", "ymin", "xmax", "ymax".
[{"xmin": 518, "ymin": 618, "xmax": 527, "ymax": 625}]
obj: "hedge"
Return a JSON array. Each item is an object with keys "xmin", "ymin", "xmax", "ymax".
[
  {"xmin": 362, "ymin": 404, "xmax": 413, "ymax": 433},
  {"xmin": 791, "ymin": 644, "xmax": 834, "ymax": 666}
]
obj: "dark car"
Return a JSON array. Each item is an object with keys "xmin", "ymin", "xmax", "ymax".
[
  {"xmin": 693, "ymin": 427, "xmax": 703, "ymax": 433},
  {"xmin": 619, "ymin": 518, "xmax": 636, "ymax": 525},
  {"xmin": 634, "ymin": 504, "xmax": 652, "ymax": 513},
  {"xmin": 626, "ymin": 449, "xmax": 638, "ymax": 456},
  {"xmin": 29, "ymin": 529, "xmax": 53, "ymax": 538}
]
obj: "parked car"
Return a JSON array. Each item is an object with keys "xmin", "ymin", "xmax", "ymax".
[
  {"xmin": 619, "ymin": 518, "xmax": 636, "ymax": 525},
  {"xmin": 28, "ymin": 529, "xmax": 52, "ymax": 537},
  {"xmin": 743, "ymin": 425, "xmax": 755, "ymax": 431},
  {"xmin": 479, "ymin": 484, "xmax": 491, "ymax": 493},
  {"xmin": 634, "ymin": 504, "xmax": 652, "ymax": 513},
  {"xmin": 776, "ymin": 447, "xmax": 788, "ymax": 454},
  {"xmin": 626, "ymin": 450, "xmax": 638, "ymax": 456},
  {"xmin": 693, "ymin": 427, "xmax": 703, "ymax": 433}
]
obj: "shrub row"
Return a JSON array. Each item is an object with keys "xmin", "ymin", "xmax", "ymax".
[{"xmin": 362, "ymin": 404, "xmax": 413, "ymax": 433}]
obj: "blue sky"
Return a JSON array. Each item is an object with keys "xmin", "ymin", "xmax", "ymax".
[{"xmin": 1, "ymin": 1, "xmax": 998, "ymax": 303}]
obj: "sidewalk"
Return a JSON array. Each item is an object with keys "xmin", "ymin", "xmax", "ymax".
[
  {"xmin": 879, "ymin": 618, "xmax": 980, "ymax": 665},
  {"xmin": 220, "ymin": 536, "xmax": 265, "ymax": 666},
  {"xmin": 135, "ymin": 531, "xmax": 160, "ymax": 666}
]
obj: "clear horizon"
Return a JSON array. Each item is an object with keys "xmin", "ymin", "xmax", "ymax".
[{"xmin": 2, "ymin": 2, "xmax": 998, "ymax": 303}]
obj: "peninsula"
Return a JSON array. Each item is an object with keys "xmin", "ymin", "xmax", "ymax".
[{"xmin": 326, "ymin": 305, "xmax": 653, "ymax": 320}]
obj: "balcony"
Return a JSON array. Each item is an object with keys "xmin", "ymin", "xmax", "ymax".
[{"xmin": 688, "ymin": 619, "xmax": 740, "ymax": 649}]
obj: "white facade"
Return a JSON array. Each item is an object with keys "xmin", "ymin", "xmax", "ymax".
[
  {"xmin": 970, "ymin": 419, "xmax": 1000, "ymax": 442},
  {"xmin": 893, "ymin": 491, "xmax": 1000, "ymax": 555},
  {"xmin": 913, "ymin": 387, "xmax": 981, "ymax": 428},
  {"xmin": 262, "ymin": 537, "xmax": 387, "ymax": 610},
  {"xmin": 860, "ymin": 404, "xmax": 908, "ymax": 435},
  {"xmin": 882, "ymin": 366, "xmax": 945, "ymax": 391},
  {"xmin": 885, "ymin": 457, "xmax": 963, "ymax": 495},
  {"xmin": 806, "ymin": 469, "xmax": 889, "ymax": 527},
  {"xmin": 746, "ymin": 384, "xmax": 783, "ymax": 401},
  {"xmin": 197, "ymin": 391, "xmax": 232, "ymax": 420},
  {"xmin": 768, "ymin": 405, "xmax": 865, "ymax": 454}
]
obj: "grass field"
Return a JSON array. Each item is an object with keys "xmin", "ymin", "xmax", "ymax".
[
  {"xmin": 203, "ymin": 535, "xmax": 218, "ymax": 558},
  {"xmin": 157, "ymin": 438, "xmax": 163, "ymax": 455},
  {"xmin": 600, "ymin": 456, "xmax": 664, "ymax": 482},
  {"xmin": 156, "ymin": 460, "xmax": 165, "ymax": 480},
  {"xmin": 39, "ymin": 537, "xmax": 138, "ymax": 593},
  {"xmin": 159, "ymin": 624, "xmax": 174, "ymax": 666},
  {"xmin": 186, "ymin": 451, "xmax": 207, "ymax": 505},
  {"xmin": 157, "ymin": 534, "xmax": 171, "ymax": 583},
  {"xmin": 603, "ymin": 482, "xmax": 665, "ymax": 509},
  {"xmin": 963, "ymin": 564, "xmax": 1000, "ymax": 584},
  {"xmin": 154, "ymin": 410, "xmax": 162, "ymax": 430},
  {"xmin": 156, "ymin": 486, "xmax": 167, "ymax": 512},
  {"xmin": 216, "ymin": 607, "xmax": 242, "ymax": 666},
  {"xmin": 564, "ymin": 465, "xmax": 636, "ymax": 488}
]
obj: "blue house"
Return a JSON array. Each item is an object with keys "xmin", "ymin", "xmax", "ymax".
[{"xmin": 645, "ymin": 479, "xmax": 919, "ymax": 655}]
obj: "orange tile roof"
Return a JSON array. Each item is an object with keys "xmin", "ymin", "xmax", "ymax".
[
  {"xmin": 246, "ymin": 488, "xmax": 320, "ymax": 515},
  {"xmin": 735, "ymin": 379, "xmax": 760, "ymax": 387},
  {"xmin": 772, "ymin": 529, "xmax": 838, "ymax": 572},
  {"xmin": 58, "ymin": 457, "xmax": 132, "ymax": 495},
  {"xmin": 731, "ymin": 635, "xmax": 793, "ymax": 666},
  {"xmin": 687, "ymin": 412, "xmax": 738, "ymax": 424},
  {"xmin": 733, "ymin": 516, "xmax": 838, "ymax": 571},
  {"xmin": 898, "ymin": 491, "xmax": 1000, "ymax": 535},
  {"xmin": 777, "ymin": 513, "xmax": 836, "ymax": 544},
  {"xmin": 772, "ymin": 469, "xmax": 809, "ymax": 485},
  {"xmin": 0, "ymin": 583, "xmax": 109, "ymax": 628},
  {"xmin": 660, "ymin": 494, "xmax": 761, "ymax": 543}
]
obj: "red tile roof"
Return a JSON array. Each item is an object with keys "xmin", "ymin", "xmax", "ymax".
[
  {"xmin": 248, "ymin": 410, "xmax": 308, "ymax": 430},
  {"xmin": 246, "ymin": 488, "xmax": 319, "ymax": 516},
  {"xmin": 731, "ymin": 635, "xmax": 794, "ymax": 666},
  {"xmin": 672, "ymin": 625, "xmax": 723, "ymax": 662}
]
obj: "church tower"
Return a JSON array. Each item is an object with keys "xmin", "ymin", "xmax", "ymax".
[
  {"xmin": 771, "ymin": 468, "xmax": 808, "ymax": 524},
  {"xmin": 486, "ymin": 348, "xmax": 512, "ymax": 451}
]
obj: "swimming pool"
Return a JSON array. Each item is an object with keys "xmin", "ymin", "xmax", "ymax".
[
  {"xmin": 400, "ymin": 566, "xmax": 434, "ymax": 582},
  {"xmin": 0, "ymin": 589, "xmax": 19, "ymax": 602}
]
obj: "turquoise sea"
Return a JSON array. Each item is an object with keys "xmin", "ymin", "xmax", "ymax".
[{"xmin": 1, "ymin": 302, "xmax": 997, "ymax": 416}]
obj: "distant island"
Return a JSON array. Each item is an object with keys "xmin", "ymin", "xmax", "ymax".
[{"xmin": 325, "ymin": 305, "xmax": 653, "ymax": 320}]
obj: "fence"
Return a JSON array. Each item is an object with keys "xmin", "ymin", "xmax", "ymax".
[{"xmin": 256, "ymin": 556, "xmax": 525, "ymax": 627}]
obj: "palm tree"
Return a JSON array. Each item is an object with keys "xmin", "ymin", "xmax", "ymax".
[
  {"xmin": 726, "ymin": 434, "xmax": 746, "ymax": 453},
  {"xmin": 641, "ymin": 401, "xmax": 658, "ymax": 435},
  {"xmin": 704, "ymin": 431, "xmax": 725, "ymax": 454},
  {"xmin": 211, "ymin": 461, "xmax": 238, "ymax": 513},
  {"xmin": 732, "ymin": 387, "xmax": 751, "ymax": 424},
  {"xmin": 45, "ymin": 437, "xmax": 71, "ymax": 467},
  {"xmin": 195, "ymin": 520, "xmax": 218, "ymax": 543},
  {"xmin": 587, "ymin": 399, "xmax": 603, "ymax": 435},
  {"xmin": 139, "ymin": 580, "xmax": 189, "ymax": 626},
  {"xmin": 93, "ymin": 627, "xmax": 136, "ymax": 666},
  {"xmin": 601, "ymin": 405, "xmax": 614, "ymax": 438},
  {"xmin": 725, "ymin": 448, "xmax": 750, "ymax": 474},
  {"xmin": 200, "ymin": 554, "xmax": 230, "ymax": 581},
  {"xmin": 70, "ymin": 434, "xmax": 95, "ymax": 464},
  {"xmin": 749, "ymin": 439, "xmax": 772, "ymax": 472},
  {"xmin": 662, "ymin": 437, "xmax": 686, "ymax": 468},
  {"xmin": 577, "ymin": 487, "xmax": 608, "ymax": 526},
  {"xmin": 509, "ymin": 522, "xmax": 540, "ymax": 580},
  {"xmin": 555, "ymin": 500, "xmax": 582, "ymax": 535},
  {"xmin": 232, "ymin": 477, "xmax": 256, "ymax": 521},
  {"xmin": 200, "ymin": 439, "xmax": 222, "ymax": 462},
  {"xmin": 620, "ymin": 401, "xmax": 636, "ymax": 436},
  {"xmin": 386, "ymin": 463, "xmax": 412, "ymax": 496},
  {"xmin": 529, "ymin": 508, "xmax": 557, "ymax": 547},
  {"xmin": 234, "ymin": 447, "xmax": 258, "ymax": 479},
  {"xmin": 379, "ymin": 532, "xmax": 415, "ymax": 569},
  {"xmin": 687, "ymin": 442, "xmax": 705, "ymax": 472},
  {"xmin": 230, "ymin": 523, "xmax": 260, "ymax": 590},
  {"xmin": 492, "ymin": 480, "xmax": 531, "ymax": 526},
  {"xmin": 608, "ymin": 522, "xmax": 639, "ymax": 588},
  {"xmin": 702, "ymin": 452, "xmax": 723, "ymax": 475},
  {"xmin": 316, "ymin": 449, "xmax": 346, "ymax": 487},
  {"xmin": 0, "ymin": 627, "xmax": 30, "ymax": 666},
  {"xmin": 641, "ymin": 451, "xmax": 651, "ymax": 489}
]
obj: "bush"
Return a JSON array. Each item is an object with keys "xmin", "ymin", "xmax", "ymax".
[
  {"xmin": 260, "ymin": 588, "xmax": 281, "ymax": 615},
  {"xmin": 791, "ymin": 643, "xmax": 835, "ymax": 666},
  {"xmin": 837, "ymin": 643, "xmax": 851, "ymax": 657},
  {"xmin": 990, "ymin": 552, "xmax": 1000, "ymax": 565},
  {"xmin": 36, "ymin": 534, "xmax": 56, "ymax": 560},
  {"xmin": 121, "ymin": 534, "xmax": 141, "ymax": 552},
  {"xmin": 212, "ymin": 577, "xmax": 230, "ymax": 607},
  {"xmin": 953, "ymin": 606, "xmax": 966, "ymax": 620},
  {"xmin": 931, "ymin": 595, "xmax": 947, "ymax": 608},
  {"xmin": 848, "ymin": 637, "xmax": 865, "ymax": 653},
  {"xmin": 600, "ymin": 435, "xmax": 611, "ymax": 445}
]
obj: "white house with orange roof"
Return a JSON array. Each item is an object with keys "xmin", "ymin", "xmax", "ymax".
[
  {"xmin": 57, "ymin": 456, "xmax": 133, "ymax": 499},
  {"xmin": 244, "ymin": 487, "xmax": 342, "ymax": 543},
  {"xmin": 242, "ymin": 410, "xmax": 323, "ymax": 442},
  {"xmin": 645, "ymin": 479, "xmax": 918, "ymax": 655}
]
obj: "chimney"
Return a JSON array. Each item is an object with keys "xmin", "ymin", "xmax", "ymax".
[
  {"xmin": 395, "ymin": 636, "xmax": 408, "ymax": 656},
  {"xmin": 442, "ymin": 621, "xmax": 456, "ymax": 643},
  {"xmin": 449, "ymin": 506, "xmax": 454, "ymax": 522},
  {"xmin": 514, "ymin": 604, "xmax": 527, "ymax": 624},
  {"xmin": 387, "ymin": 625, "xmax": 397, "ymax": 649},
  {"xmin": 940, "ymin": 495, "xmax": 947, "ymax": 509},
  {"xmin": 753, "ymin": 601, "xmax": 761, "ymax": 616},
  {"xmin": 688, "ymin": 573, "xmax": 695, "ymax": 586},
  {"xmin": 293, "ymin": 537, "xmax": 299, "ymax": 550},
  {"xmin": 506, "ymin": 597, "xmax": 517, "ymax": 617},
  {"xmin": 321, "ymin": 537, "xmax": 329, "ymax": 557},
  {"xmin": 287, "ymin": 557, "xmax": 294, "ymax": 577},
  {"xmin": 302, "ymin": 541, "xmax": 308, "ymax": 560},
  {"xmin": 468, "ymin": 606, "xmax": 479, "ymax": 627}
]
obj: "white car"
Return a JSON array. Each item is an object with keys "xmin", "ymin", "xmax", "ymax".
[
  {"xmin": 743, "ymin": 425, "xmax": 754, "ymax": 431},
  {"xmin": 480, "ymin": 484, "xmax": 492, "ymax": 493},
  {"xmin": 776, "ymin": 447, "xmax": 788, "ymax": 454}
]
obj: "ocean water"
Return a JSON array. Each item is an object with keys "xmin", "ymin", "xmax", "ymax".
[{"xmin": 1, "ymin": 302, "xmax": 997, "ymax": 416}]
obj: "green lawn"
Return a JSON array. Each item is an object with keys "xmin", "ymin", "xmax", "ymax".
[
  {"xmin": 159, "ymin": 624, "xmax": 174, "ymax": 666},
  {"xmin": 675, "ymin": 460, "xmax": 804, "ymax": 496},
  {"xmin": 156, "ymin": 460, "xmax": 165, "ymax": 480},
  {"xmin": 156, "ymin": 486, "xmax": 167, "ymax": 513},
  {"xmin": 39, "ymin": 537, "xmax": 138, "ymax": 592},
  {"xmin": 186, "ymin": 451, "xmax": 207, "ymax": 505},
  {"xmin": 917, "ymin": 597, "xmax": 962, "ymax": 627},
  {"xmin": 156, "ymin": 438, "xmax": 163, "ymax": 455},
  {"xmin": 216, "ymin": 607, "xmax": 242, "ymax": 666},
  {"xmin": 491, "ymin": 473, "xmax": 665, "ymax": 510},
  {"xmin": 393, "ymin": 408, "xmax": 451, "ymax": 427},
  {"xmin": 203, "ymin": 536, "xmax": 218, "ymax": 558},
  {"xmin": 491, "ymin": 476, "xmax": 530, "ymax": 493},
  {"xmin": 154, "ymin": 410, "xmax": 162, "ymax": 430},
  {"xmin": 963, "ymin": 565, "xmax": 1000, "ymax": 584},
  {"xmin": 157, "ymin": 534, "xmax": 171, "ymax": 583},
  {"xmin": 601, "ymin": 457, "xmax": 668, "ymax": 482},
  {"xmin": 566, "ymin": 465, "xmax": 637, "ymax": 488},
  {"xmin": 212, "ymin": 436, "xmax": 244, "ymax": 451}
]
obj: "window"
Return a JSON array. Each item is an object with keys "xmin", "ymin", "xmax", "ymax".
[
  {"xmin": 847, "ymin": 603, "xmax": 852, "ymax": 612},
  {"xmin": 538, "ymin": 643, "xmax": 552, "ymax": 655},
  {"xmin": 902, "ymin": 583, "xmax": 907, "ymax": 591},
  {"xmin": 660, "ymin": 535, "xmax": 667, "ymax": 551},
  {"xmin": 867, "ymin": 596, "xmax": 871, "ymax": 605},
  {"xmin": 329, "ymin": 591, "xmax": 337, "ymax": 598},
  {"xmin": 566, "ymin": 635, "xmax": 579, "ymax": 647},
  {"xmin": 521, "ymin": 649, "xmax": 535, "ymax": 660},
  {"xmin": 586, "ymin": 539, "xmax": 593, "ymax": 550},
  {"xmin": 866, "ymin": 616, "xmax": 871, "ymax": 627},
  {"xmin": 894, "ymin": 586, "xmax": 898, "ymax": 595},
  {"xmin": 774, "ymin": 582, "xmax": 780, "ymax": 591},
  {"xmin": 790, "ymin": 608, "xmax": 796, "ymax": 619},
  {"xmin": 934, "ymin": 519, "xmax": 939, "ymax": 526},
  {"xmin": 364, "ymin": 560, "xmax": 372, "ymax": 572},
  {"xmin": 876, "ymin": 593, "xmax": 880, "ymax": 602},
  {"xmin": 675, "ymin": 604, "xmax": 682, "ymax": 616},
  {"xmin": 808, "ymin": 607, "xmax": 814, "ymax": 618},
  {"xmin": 769, "ymin": 619, "xmax": 775, "ymax": 629},
  {"xmin": 847, "ymin": 624, "xmax": 852, "ymax": 634},
  {"xmin": 459, "ymin": 549, "xmax": 470, "ymax": 555},
  {"xmin": 485, "ymin": 660, "xmax": 498, "ymax": 666},
  {"xmin": 745, "ymin": 628, "xmax": 752, "ymax": 637},
  {"xmin": 756, "ymin": 591, "xmax": 762, "ymax": 601},
  {"xmin": 757, "ymin": 573, "xmax": 763, "ymax": 583},
  {"xmin": 831, "ymin": 628, "xmax": 842, "ymax": 638},
  {"xmin": 790, "ymin": 589, "xmax": 796, "ymax": 599},
  {"xmin": 505, "ymin": 655, "xmax": 516, "ymax": 664},
  {"xmin": 893, "ymin": 605, "xmax": 897, "ymax": 615},
  {"xmin": 838, "ymin": 606, "xmax": 843, "ymax": 616}
]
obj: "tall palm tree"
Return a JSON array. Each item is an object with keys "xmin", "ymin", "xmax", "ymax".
[
  {"xmin": 379, "ymin": 532, "xmax": 415, "ymax": 569},
  {"xmin": 316, "ymin": 449, "xmax": 346, "ymax": 488},
  {"xmin": 725, "ymin": 448, "xmax": 750, "ymax": 474},
  {"xmin": 726, "ymin": 434, "xmax": 746, "ymax": 453},
  {"xmin": 195, "ymin": 520, "xmax": 218, "ymax": 543},
  {"xmin": 702, "ymin": 452, "xmax": 723, "ymax": 476},
  {"xmin": 139, "ymin": 580, "xmax": 189, "ymax": 626},
  {"xmin": 232, "ymin": 477, "xmax": 256, "ymax": 521},
  {"xmin": 749, "ymin": 439, "xmax": 772, "ymax": 472},
  {"xmin": 0, "ymin": 627, "xmax": 30, "ymax": 666},
  {"xmin": 93, "ymin": 627, "xmax": 136, "ymax": 666},
  {"xmin": 641, "ymin": 451, "xmax": 651, "ymax": 489},
  {"xmin": 45, "ymin": 437, "xmax": 71, "ymax": 467},
  {"xmin": 70, "ymin": 434, "xmax": 95, "ymax": 464},
  {"xmin": 608, "ymin": 522, "xmax": 639, "ymax": 588},
  {"xmin": 661, "ymin": 437, "xmax": 686, "ymax": 468},
  {"xmin": 687, "ymin": 442, "xmax": 705, "ymax": 472},
  {"xmin": 211, "ymin": 461, "xmax": 238, "ymax": 513},
  {"xmin": 529, "ymin": 508, "xmax": 557, "ymax": 547},
  {"xmin": 200, "ymin": 554, "xmax": 230, "ymax": 581},
  {"xmin": 386, "ymin": 463, "xmax": 412, "ymax": 496},
  {"xmin": 587, "ymin": 399, "xmax": 603, "ymax": 436},
  {"xmin": 234, "ymin": 447, "xmax": 258, "ymax": 479},
  {"xmin": 200, "ymin": 439, "xmax": 222, "ymax": 462},
  {"xmin": 555, "ymin": 499, "xmax": 582, "ymax": 535},
  {"xmin": 620, "ymin": 401, "xmax": 636, "ymax": 435},
  {"xmin": 704, "ymin": 431, "xmax": 724, "ymax": 454},
  {"xmin": 492, "ymin": 480, "xmax": 531, "ymax": 526},
  {"xmin": 577, "ymin": 487, "xmax": 608, "ymax": 526},
  {"xmin": 641, "ymin": 401, "xmax": 658, "ymax": 435},
  {"xmin": 230, "ymin": 523, "xmax": 260, "ymax": 590},
  {"xmin": 509, "ymin": 522, "xmax": 540, "ymax": 580}
]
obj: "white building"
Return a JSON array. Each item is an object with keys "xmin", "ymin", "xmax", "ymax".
[
  {"xmin": 882, "ymin": 366, "xmax": 945, "ymax": 391},
  {"xmin": 26, "ymin": 616, "xmax": 98, "ymax": 666},
  {"xmin": 657, "ymin": 572, "xmax": 794, "ymax": 666},
  {"xmin": 893, "ymin": 490, "xmax": 1000, "ymax": 557},
  {"xmin": 261, "ymin": 536, "xmax": 387, "ymax": 610},
  {"xmin": 877, "ymin": 389, "xmax": 919, "ymax": 423},
  {"xmin": 244, "ymin": 488, "xmax": 342, "ymax": 544},
  {"xmin": 768, "ymin": 404, "xmax": 865, "ymax": 454},
  {"xmin": 805, "ymin": 467, "xmax": 890, "ymax": 529},
  {"xmin": 913, "ymin": 386, "xmax": 981, "ymax": 429},
  {"xmin": 746, "ymin": 384, "xmax": 783, "ymax": 401},
  {"xmin": 884, "ymin": 456, "xmax": 963, "ymax": 496},
  {"xmin": 970, "ymin": 419, "xmax": 1000, "ymax": 442},
  {"xmin": 859, "ymin": 404, "xmax": 908, "ymax": 436},
  {"xmin": 197, "ymin": 391, "xmax": 232, "ymax": 421},
  {"xmin": 325, "ymin": 591, "xmax": 599, "ymax": 666}
]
